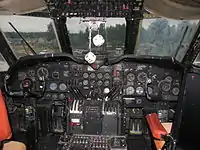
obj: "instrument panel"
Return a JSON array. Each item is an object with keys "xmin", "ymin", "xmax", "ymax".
[{"xmin": 11, "ymin": 61, "xmax": 181, "ymax": 102}]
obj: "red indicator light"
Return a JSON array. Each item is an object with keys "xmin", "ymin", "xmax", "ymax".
[
  {"xmin": 70, "ymin": 122, "xmax": 75, "ymax": 126},
  {"xmin": 68, "ymin": 98, "xmax": 72, "ymax": 102},
  {"xmin": 92, "ymin": 63, "xmax": 97, "ymax": 69},
  {"xmin": 192, "ymin": 75, "xmax": 196, "ymax": 79}
]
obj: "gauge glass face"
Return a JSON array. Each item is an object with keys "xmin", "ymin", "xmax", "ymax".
[
  {"xmin": 83, "ymin": 73, "xmax": 89, "ymax": 78},
  {"xmin": 90, "ymin": 73, "xmax": 96, "ymax": 79},
  {"xmin": 37, "ymin": 67, "xmax": 49, "ymax": 78},
  {"xmin": 97, "ymin": 80, "xmax": 103, "ymax": 86},
  {"xmin": 172, "ymin": 87, "xmax": 180, "ymax": 96},
  {"xmin": 83, "ymin": 80, "xmax": 89, "ymax": 86},
  {"xmin": 136, "ymin": 87, "xmax": 144, "ymax": 95},
  {"xmin": 104, "ymin": 80, "xmax": 110, "ymax": 86},
  {"xmin": 104, "ymin": 73, "xmax": 110, "ymax": 79},
  {"xmin": 165, "ymin": 76, "xmax": 173, "ymax": 82},
  {"xmin": 160, "ymin": 81, "xmax": 171, "ymax": 92},
  {"xmin": 59, "ymin": 83, "xmax": 67, "ymax": 91},
  {"xmin": 97, "ymin": 73, "xmax": 103, "ymax": 79},
  {"xmin": 50, "ymin": 83, "xmax": 57, "ymax": 91},
  {"xmin": 137, "ymin": 72, "xmax": 148, "ymax": 83},
  {"xmin": 127, "ymin": 73, "xmax": 135, "ymax": 82},
  {"xmin": 126, "ymin": 86, "xmax": 135, "ymax": 95}
]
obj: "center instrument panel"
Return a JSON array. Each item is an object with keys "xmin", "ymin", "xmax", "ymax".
[{"xmin": 4, "ymin": 54, "xmax": 182, "ymax": 150}]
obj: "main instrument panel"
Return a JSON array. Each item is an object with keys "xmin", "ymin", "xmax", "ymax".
[{"xmin": 12, "ymin": 61, "xmax": 181, "ymax": 102}]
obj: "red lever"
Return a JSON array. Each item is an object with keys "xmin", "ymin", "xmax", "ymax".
[{"xmin": 146, "ymin": 113, "xmax": 168, "ymax": 139}]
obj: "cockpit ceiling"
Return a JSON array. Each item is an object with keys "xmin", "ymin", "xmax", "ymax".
[{"xmin": 0, "ymin": 0, "xmax": 200, "ymax": 19}]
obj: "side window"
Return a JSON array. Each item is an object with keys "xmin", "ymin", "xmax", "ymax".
[
  {"xmin": 0, "ymin": 15, "xmax": 61, "ymax": 58},
  {"xmin": 0, "ymin": 53, "xmax": 9, "ymax": 72}
]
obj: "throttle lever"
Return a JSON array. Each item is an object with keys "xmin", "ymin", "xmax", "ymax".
[
  {"xmin": 68, "ymin": 87, "xmax": 78, "ymax": 99},
  {"xmin": 107, "ymin": 87, "xmax": 117, "ymax": 97},
  {"xmin": 111, "ymin": 87, "xmax": 121, "ymax": 100}
]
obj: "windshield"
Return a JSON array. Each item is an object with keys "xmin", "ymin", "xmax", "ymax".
[
  {"xmin": 67, "ymin": 17, "xmax": 199, "ymax": 61},
  {"xmin": 67, "ymin": 18, "xmax": 126, "ymax": 60},
  {"xmin": 0, "ymin": 15, "xmax": 61, "ymax": 58}
]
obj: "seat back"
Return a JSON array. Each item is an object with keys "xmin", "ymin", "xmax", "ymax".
[{"xmin": 0, "ymin": 89, "xmax": 12, "ymax": 141}]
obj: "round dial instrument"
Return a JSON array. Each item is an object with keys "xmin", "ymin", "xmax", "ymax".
[
  {"xmin": 83, "ymin": 80, "xmax": 89, "ymax": 86},
  {"xmin": 137, "ymin": 72, "xmax": 148, "ymax": 83},
  {"xmin": 83, "ymin": 73, "xmax": 89, "ymax": 78},
  {"xmin": 165, "ymin": 76, "xmax": 173, "ymax": 82},
  {"xmin": 97, "ymin": 73, "xmax": 103, "ymax": 79},
  {"xmin": 136, "ymin": 87, "xmax": 144, "ymax": 95},
  {"xmin": 127, "ymin": 73, "xmax": 135, "ymax": 82},
  {"xmin": 37, "ymin": 67, "xmax": 49, "ymax": 78},
  {"xmin": 97, "ymin": 80, "xmax": 103, "ymax": 86},
  {"xmin": 59, "ymin": 83, "xmax": 67, "ymax": 91},
  {"xmin": 159, "ymin": 80, "xmax": 171, "ymax": 92},
  {"xmin": 104, "ymin": 80, "xmax": 110, "ymax": 86},
  {"xmin": 104, "ymin": 73, "xmax": 110, "ymax": 79},
  {"xmin": 50, "ymin": 83, "xmax": 57, "ymax": 91},
  {"xmin": 126, "ymin": 86, "xmax": 135, "ymax": 95},
  {"xmin": 172, "ymin": 87, "xmax": 180, "ymax": 96},
  {"xmin": 90, "ymin": 73, "xmax": 96, "ymax": 79}
]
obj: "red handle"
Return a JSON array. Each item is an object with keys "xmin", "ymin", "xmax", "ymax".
[
  {"xmin": 0, "ymin": 90, "xmax": 12, "ymax": 141},
  {"xmin": 146, "ymin": 113, "xmax": 167, "ymax": 139}
]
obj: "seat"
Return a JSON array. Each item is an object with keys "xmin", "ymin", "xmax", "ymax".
[
  {"xmin": 3, "ymin": 141, "xmax": 26, "ymax": 150},
  {"xmin": 146, "ymin": 72, "xmax": 200, "ymax": 150},
  {"xmin": 0, "ymin": 89, "xmax": 26, "ymax": 150}
]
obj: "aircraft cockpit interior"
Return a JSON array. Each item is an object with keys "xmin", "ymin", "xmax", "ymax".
[{"xmin": 1, "ymin": 0, "xmax": 200, "ymax": 150}]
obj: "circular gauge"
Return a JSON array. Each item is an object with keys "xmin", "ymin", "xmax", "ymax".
[
  {"xmin": 52, "ymin": 94, "xmax": 58, "ymax": 100},
  {"xmin": 97, "ymin": 73, "xmax": 103, "ymax": 79},
  {"xmin": 172, "ymin": 87, "xmax": 180, "ymax": 96},
  {"xmin": 97, "ymin": 80, "xmax": 103, "ymax": 86},
  {"xmin": 136, "ymin": 87, "xmax": 144, "ymax": 95},
  {"xmin": 165, "ymin": 76, "xmax": 173, "ymax": 82},
  {"xmin": 127, "ymin": 73, "xmax": 135, "ymax": 82},
  {"xmin": 83, "ymin": 80, "xmax": 89, "ymax": 86},
  {"xmin": 83, "ymin": 73, "xmax": 89, "ymax": 78},
  {"xmin": 37, "ymin": 67, "xmax": 49, "ymax": 78},
  {"xmin": 50, "ymin": 83, "xmax": 57, "ymax": 91},
  {"xmin": 90, "ymin": 80, "xmax": 95, "ymax": 86},
  {"xmin": 90, "ymin": 73, "xmax": 96, "ymax": 79},
  {"xmin": 126, "ymin": 86, "xmax": 135, "ymax": 95},
  {"xmin": 159, "ymin": 81, "xmax": 171, "ymax": 92},
  {"xmin": 28, "ymin": 70, "xmax": 35, "ymax": 77},
  {"xmin": 104, "ymin": 80, "xmax": 110, "ymax": 86},
  {"xmin": 137, "ymin": 72, "xmax": 148, "ymax": 83},
  {"xmin": 59, "ymin": 94, "xmax": 66, "ymax": 100},
  {"xmin": 104, "ymin": 73, "xmax": 110, "ymax": 79},
  {"xmin": 59, "ymin": 83, "xmax": 67, "ymax": 91}
]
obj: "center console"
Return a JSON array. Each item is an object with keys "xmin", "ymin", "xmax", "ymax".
[{"xmin": 58, "ymin": 134, "xmax": 127, "ymax": 150}]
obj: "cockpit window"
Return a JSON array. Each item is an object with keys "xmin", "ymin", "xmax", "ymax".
[
  {"xmin": 0, "ymin": 53, "xmax": 9, "ymax": 72},
  {"xmin": 0, "ymin": 15, "xmax": 61, "ymax": 58},
  {"xmin": 67, "ymin": 18, "xmax": 126, "ymax": 59},
  {"xmin": 136, "ymin": 18, "xmax": 199, "ymax": 61}
]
